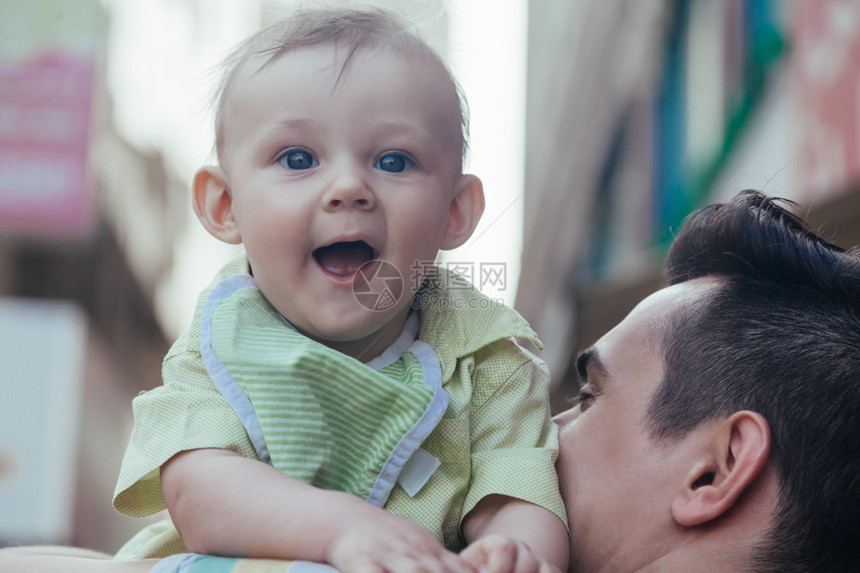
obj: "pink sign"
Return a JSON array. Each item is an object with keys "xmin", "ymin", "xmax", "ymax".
[
  {"xmin": 0, "ymin": 50, "xmax": 96, "ymax": 240},
  {"xmin": 792, "ymin": 0, "xmax": 860, "ymax": 201}
]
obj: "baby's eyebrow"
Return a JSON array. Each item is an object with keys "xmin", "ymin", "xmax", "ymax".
[
  {"xmin": 253, "ymin": 116, "xmax": 320, "ymax": 148},
  {"xmin": 263, "ymin": 117, "xmax": 321, "ymax": 138},
  {"xmin": 371, "ymin": 121, "xmax": 438, "ymax": 145},
  {"xmin": 273, "ymin": 117, "xmax": 319, "ymax": 129}
]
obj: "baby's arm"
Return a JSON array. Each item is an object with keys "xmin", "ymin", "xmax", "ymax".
[
  {"xmin": 460, "ymin": 495, "xmax": 568, "ymax": 573},
  {"xmin": 161, "ymin": 448, "xmax": 474, "ymax": 573}
]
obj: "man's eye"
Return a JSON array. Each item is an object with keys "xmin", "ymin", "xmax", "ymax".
[
  {"xmin": 278, "ymin": 149, "xmax": 318, "ymax": 170},
  {"xmin": 375, "ymin": 153, "xmax": 415, "ymax": 173},
  {"xmin": 571, "ymin": 386, "xmax": 597, "ymax": 412}
]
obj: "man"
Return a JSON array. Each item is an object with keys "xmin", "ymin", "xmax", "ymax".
[
  {"xmin": 555, "ymin": 190, "xmax": 860, "ymax": 572},
  {"xmin": 3, "ymin": 190, "xmax": 858, "ymax": 571}
]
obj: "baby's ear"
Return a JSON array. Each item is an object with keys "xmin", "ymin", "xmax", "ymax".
[
  {"xmin": 192, "ymin": 166, "xmax": 242, "ymax": 244},
  {"xmin": 441, "ymin": 174, "xmax": 485, "ymax": 250}
]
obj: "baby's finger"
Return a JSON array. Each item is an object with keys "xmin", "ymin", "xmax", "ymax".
[
  {"xmin": 351, "ymin": 557, "xmax": 385, "ymax": 573},
  {"xmin": 389, "ymin": 553, "xmax": 473, "ymax": 573},
  {"xmin": 509, "ymin": 546, "xmax": 540, "ymax": 573},
  {"xmin": 459, "ymin": 542, "xmax": 489, "ymax": 571},
  {"xmin": 381, "ymin": 555, "xmax": 438, "ymax": 573},
  {"xmin": 483, "ymin": 538, "xmax": 518, "ymax": 573},
  {"xmin": 441, "ymin": 551, "xmax": 478, "ymax": 573},
  {"xmin": 538, "ymin": 562, "xmax": 562, "ymax": 573}
]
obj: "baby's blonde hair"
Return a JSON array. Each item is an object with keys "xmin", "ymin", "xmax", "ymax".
[{"xmin": 212, "ymin": 7, "xmax": 469, "ymax": 171}]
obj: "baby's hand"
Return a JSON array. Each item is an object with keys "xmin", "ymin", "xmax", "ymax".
[
  {"xmin": 460, "ymin": 535, "xmax": 562, "ymax": 573},
  {"xmin": 325, "ymin": 505, "xmax": 474, "ymax": 573}
]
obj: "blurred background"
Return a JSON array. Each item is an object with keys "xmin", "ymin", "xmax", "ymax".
[{"xmin": 1, "ymin": 0, "xmax": 859, "ymax": 554}]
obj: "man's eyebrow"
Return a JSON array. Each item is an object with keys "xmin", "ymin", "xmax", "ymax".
[{"xmin": 575, "ymin": 348, "xmax": 606, "ymax": 384}]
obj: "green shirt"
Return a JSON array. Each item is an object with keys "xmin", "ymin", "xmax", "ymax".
[{"xmin": 113, "ymin": 257, "xmax": 565, "ymax": 558}]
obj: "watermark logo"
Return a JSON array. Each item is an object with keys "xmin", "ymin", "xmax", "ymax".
[
  {"xmin": 479, "ymin": 262, "xmax": 507, "ymax": 291},
  {"xmin": 352, "ymin": 260, "xmax": 404, "ymax": 311},
  {"xmin": 353, "ymin": 260, "xmax": 508, "ymax": 311},
  {"xmin": 412, "ymin": 261, "xmax": 508, "ymax": 294}
]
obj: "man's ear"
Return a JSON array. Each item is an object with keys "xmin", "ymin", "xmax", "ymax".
[
  {"xmin": 441, "ymin": 174, "xmax": 485, "ymax": 250},
  {"xmin": 670, "ymin": 411, "xmax": 771, "ymax": 527},
  {"xmin": 192, "ymin": 166, "xmax": 242, "ymax": 244}
]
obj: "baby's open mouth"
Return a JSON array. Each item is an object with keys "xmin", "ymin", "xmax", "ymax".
[{"xmin": 313, "ymin": 240, "xmax": 375, "ymax": 277}]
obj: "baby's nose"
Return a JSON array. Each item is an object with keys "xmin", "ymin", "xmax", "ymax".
[{"xmin": 322, "ymin": 169, "xmax": 375, "ymax": 210}]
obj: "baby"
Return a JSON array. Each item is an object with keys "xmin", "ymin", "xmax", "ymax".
[{"xmin": 113, "ymin": 8, "xmax": 567, "ymax": 573}]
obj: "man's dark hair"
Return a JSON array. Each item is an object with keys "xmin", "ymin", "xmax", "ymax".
[{"xmin": 648, "ymin": 190, "xmax": 860, "ymax": 572}]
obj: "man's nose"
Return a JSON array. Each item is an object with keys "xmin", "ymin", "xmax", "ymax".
[{"xmin": 552, "ymin": 405, "xmax": 581, "ymax": 428}]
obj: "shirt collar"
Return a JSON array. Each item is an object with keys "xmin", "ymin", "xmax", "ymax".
[{"xmin": 416, "ymin": 268, "xmax": 542, "ymax": 383}]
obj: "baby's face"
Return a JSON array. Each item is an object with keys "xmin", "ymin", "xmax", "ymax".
[{"xmin": 218, "ymin": 45, "xmax": 465, "ymax": 358}]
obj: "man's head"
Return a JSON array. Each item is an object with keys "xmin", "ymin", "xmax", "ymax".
[
  {"xmin": 555, "ymin": 190, "xmax": 860, "ymax": 571},
  {"xmin": 656, "ymin": 190, "xmax": 860, "ymax": 570},
  {"xmin": 190, "ymin": 8, "xmax": 485, "ymax": 359}
]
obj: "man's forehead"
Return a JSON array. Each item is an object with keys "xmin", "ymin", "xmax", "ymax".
[
  {"xmin": 623, "ymin": 279, "xmax": 718, "ymax": 330},
  {"xmin": 587, "ymin": 279, "xmax": 720, "ymax": 375}
]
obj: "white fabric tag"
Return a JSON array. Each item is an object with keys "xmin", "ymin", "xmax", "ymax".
[{"xmin": 397, "ymin": 447, "xmax": 441, "ymax": 496}]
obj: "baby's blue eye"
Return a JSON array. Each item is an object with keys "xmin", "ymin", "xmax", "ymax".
[
  {"xmin": 375, "ymin": 153, "xmax": 415, "ymax": 173},
  {"xmin": 279, "ymin": 149, "xmax": 318, "ymax": 170}
]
